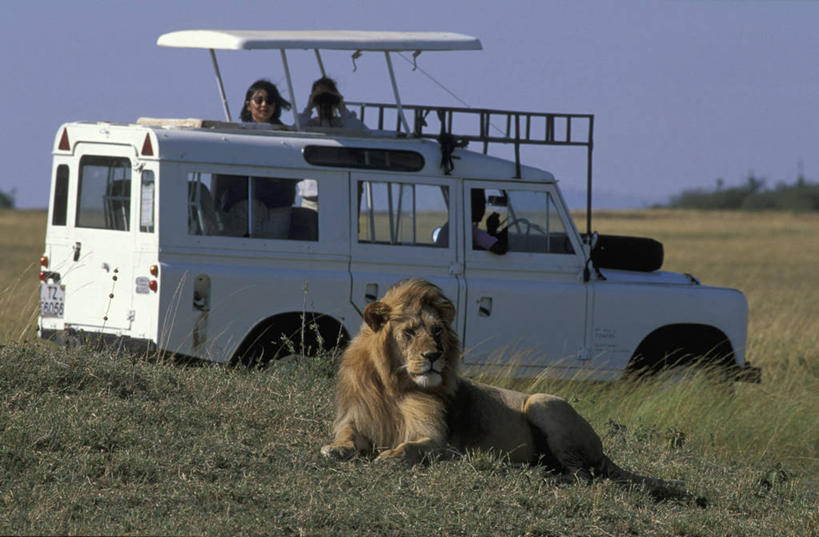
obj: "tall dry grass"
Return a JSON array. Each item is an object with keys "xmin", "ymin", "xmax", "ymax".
[{"xmin": 0, "ymin": 210, "xmax": 44, "ymax": 343}]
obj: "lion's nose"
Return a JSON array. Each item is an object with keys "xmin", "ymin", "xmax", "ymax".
[{"xmin": 422, "ymin": 350, "xmax": 441, "ymax": 362}]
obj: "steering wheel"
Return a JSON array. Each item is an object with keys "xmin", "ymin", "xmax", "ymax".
[
  {"xmin": 505, "ymin": 217, "xmax": 548, "ymax": 252},
  {"xmin": 506, "ymin": 217, "xmax": 547, "ymax": 237}
]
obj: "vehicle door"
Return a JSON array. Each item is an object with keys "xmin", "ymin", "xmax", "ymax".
[
  {"xmin": 461, "ymin": 181, "xmax": 588, "ymax": 377},
  {"xmin": 64, "ymin": 146, "xmax": 138, "ymax": 331},
  {"xmin": 349, "ymin": 173, "xmax": 465, "ymax": 336},
  {"xmin": 129, "ymin": 161, "xmax": 159, "ymax": 341}
]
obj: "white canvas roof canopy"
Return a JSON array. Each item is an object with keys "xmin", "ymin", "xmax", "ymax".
[{"xmin": 157, "ymin": 30, "xmax": 482, "ymax": 130}]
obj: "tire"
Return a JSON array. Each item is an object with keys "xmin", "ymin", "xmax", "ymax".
[{"xmin": 592, "ymin": 235, "xmax": 664, "ymax": 272}]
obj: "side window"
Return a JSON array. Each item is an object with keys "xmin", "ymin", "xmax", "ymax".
[
  {"xmin": 51, "ymin": 165, "xmax": 69, "ymax": 226},
  {"xmin": 140, "ymin": 170, "xmax": 155, "ymax": 233},
  {"xmin": 474, "ymin": 188, "xmax": 574, "ymax": 254},
  {"xmin": 76, "ymin": 156, "xmax": 131, "ymax": 231},
  {"xmin": 357, "ymin": 180, "xmax": 449, "ymax": 247},
  {"xmin": 187, "ymin": 172, "xmax": 318, "ymax": 241}
]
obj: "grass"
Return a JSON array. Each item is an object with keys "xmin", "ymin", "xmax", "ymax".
[
  {"xmin": 1, "ymin": 208, "xmax": 818, "ymax": 535},
  {"xmin": 0, "ymin": 210, "xmax": 44, "ymax": 344}
]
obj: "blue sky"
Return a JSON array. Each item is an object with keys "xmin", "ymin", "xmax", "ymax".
[{"xmin": 1, "ymin": 0, "xmax": 817, "ymax": 208}]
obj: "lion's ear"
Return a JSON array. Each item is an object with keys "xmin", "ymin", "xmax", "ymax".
[
  {"xmin": 363, "ymin": 301, "xmax": 391, "ymax": 332},
  {"xmin": 435, "ymin": 297, "xmax": 456, "ymax": 326}
]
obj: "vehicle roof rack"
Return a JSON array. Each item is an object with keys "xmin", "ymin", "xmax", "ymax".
[{"xmin": 346, "ymin": 101, "xmax": 594, "ymax": 239}]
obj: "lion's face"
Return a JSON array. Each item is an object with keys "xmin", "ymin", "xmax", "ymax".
[
  {"xmin": 390, "ymin": 307, "xmax": 450, "ymax": 388},
  {"xmin": 362, "ymin": 279, "xmax": 458, "ymax": 391}
]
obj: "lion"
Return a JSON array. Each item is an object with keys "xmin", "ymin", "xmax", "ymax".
[{"xmin": 321, "ymin": 278, "xmax": 695, "ymax": 502}]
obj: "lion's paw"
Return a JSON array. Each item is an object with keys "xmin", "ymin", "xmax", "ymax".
[
  {"xmin": 374, "ymin": 448, "xmax": 401, "ymax": 462},
  {"xmin": 321, "ymin": 442, "xmax": 357, "ymax": 461},
  {"xmin": 375, "ymin": 446, "xmax": 420, "ymax": 466}
]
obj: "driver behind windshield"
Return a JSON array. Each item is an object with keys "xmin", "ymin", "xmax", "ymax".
[
  {"xmin": 434, "ymin": 189, "xmax": 508, "ymax": 254},
  {"xmin": 471, "ymin": 189, "xmax": 508, "ymax": 254}
]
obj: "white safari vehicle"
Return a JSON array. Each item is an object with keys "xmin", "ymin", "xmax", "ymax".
[{"xmin": 38, "ymin": 30, "xmax": 759, "ymax": 381}]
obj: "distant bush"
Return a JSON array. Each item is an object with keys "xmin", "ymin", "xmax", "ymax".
[
  {"xmin": 666, "ymin": 175, "xmax": 819, "ymax": 211},
  {"xmin": 0, "ymin": 189, "xmax": 15, "ymax": 209}
]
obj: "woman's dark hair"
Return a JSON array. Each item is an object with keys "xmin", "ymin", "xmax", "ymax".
[
  {"xmin": 240, "ymin": 79, "xmax": 291, "ymax": 124},
  {"xmin": 311, "ymin": 76, "xmax": 340, "ymax": 94}
]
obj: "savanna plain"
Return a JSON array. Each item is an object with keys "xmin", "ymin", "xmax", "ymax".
[{"xmin": 0, "ymin": 208, "xmax": 816, "ymax": 536}]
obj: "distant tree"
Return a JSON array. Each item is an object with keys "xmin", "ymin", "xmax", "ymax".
[
  {"xmin": 669, "ymin": 173, "xmax": 764, "ymax": 210},
  {"xmin": 0, "ymin": 189, "xmax": 15, "ymax": 209},
  {"xmin": 666, "ymin": 172, "xmax": 818, "ymax": 212}
]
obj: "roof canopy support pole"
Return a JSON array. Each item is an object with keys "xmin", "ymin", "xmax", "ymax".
[
  {"xmin": 314, "ymin": 49, "xmax": 326, "ymax": 76},
  {"xmin": 209, "ymin": 49, "xmax": 232, "ymax": 122},
  {"xmin": 586, "ymin": 116, "xmax": 594, "ymax": 243},
  {"xmin": 280, "ymin": 49, "xmax": 300, "ymax": 130},
  {"xmin": 384, "ymin": 52, "xmax": 410, "ymax": 135}
]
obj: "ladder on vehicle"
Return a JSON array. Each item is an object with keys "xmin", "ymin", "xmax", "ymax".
[{"xmin": 347, "ymin": 101, "xmax": 595, "ymax": 240}]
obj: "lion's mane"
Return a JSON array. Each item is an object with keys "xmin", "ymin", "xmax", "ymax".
[{"xmin": 329, "ymin": 278, "xmax": 459, "ymax": 452}]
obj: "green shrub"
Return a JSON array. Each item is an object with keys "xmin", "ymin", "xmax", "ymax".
[
  {"xmin": 667, "ymin": 176, "xmax": 819, "ymax": 212},
  {"xmin": 0, "ymin": 189, "xmax": 15, "ymax": 209}
]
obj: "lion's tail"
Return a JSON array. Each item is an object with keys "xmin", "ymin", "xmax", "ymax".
[{"xmin": 596, "ymin": 455, "xmax": 703, "ymax": 505}]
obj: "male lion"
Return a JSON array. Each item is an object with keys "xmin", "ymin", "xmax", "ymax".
[{"xmin": 321, "ymin": 278, "xmax": 694, "ymax": 501}]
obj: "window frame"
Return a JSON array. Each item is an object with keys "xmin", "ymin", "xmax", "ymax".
[
  {"xmin": 51, "ymin": 164, "xmax": 70, "ymax": 226},
  {"xmin": 463, "ymin": 180, "xmax": 584, "ymax": 271},
  {"xmin": 75, "ymin": 155, "xmax": 133, "ymax": 232},
  {"xmin": 178, "ymin": 164, "xmax": 345, "ymax": 253},
  {"xmin": 139, "ymin": 169, "xmax": 156, "ymax": 233},
  {"xmin": 186, "ymin": 171, "xmax": 319, "ymax": 241},
  {"xmin": 355, "ymin": 177, "xmax": 451, "ymax": 248},
  {"xmin": 350, "ymin": 172, "xmax": 460, "ymax": 264},
  {"xmin": 303, "ymin": 145, "xmax": 425, "ymax": 172}
]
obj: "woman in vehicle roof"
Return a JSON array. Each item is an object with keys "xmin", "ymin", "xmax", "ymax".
[
  {"xmin": 240, "ymin": 79, "xmax": 291, "ymax": 126},
  {"xmin": 297, "ymin": 76, "xmax": 366, "ymax": 130}
]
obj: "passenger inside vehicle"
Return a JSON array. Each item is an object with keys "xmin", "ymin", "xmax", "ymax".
[{"xmin": 188, "ymin": 174, "xmax": 317, "ymax": 241}]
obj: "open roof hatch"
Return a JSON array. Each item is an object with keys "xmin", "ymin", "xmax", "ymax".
[{"xmin": 156, "ymin": 30, "xmax": 482, "ymax": 131}]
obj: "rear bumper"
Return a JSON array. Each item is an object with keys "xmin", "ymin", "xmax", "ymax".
[{"xmin": 40, "ymin": 328, "xmax": 156, "ymax": 355}]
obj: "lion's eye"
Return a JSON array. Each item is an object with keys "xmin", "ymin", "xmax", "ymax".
[
  {"xmin": 432, "ymin": 326, "xmax": 442, "ymax": 338},
  {"xmin": 403, "ymin": 328, "xmax": 416, "ymax": 341}
]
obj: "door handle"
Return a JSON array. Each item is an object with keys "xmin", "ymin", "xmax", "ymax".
[
  {"xmin": 72, "ymin": 241, "xmax": 81, "ymax": 261},
  {"xmin": 364, "ymin": 283, "xmax": 378, "ymax": 303},
  {"xmin": 478, "ymin": 296, "xmax": 492, "ymax": 317}
]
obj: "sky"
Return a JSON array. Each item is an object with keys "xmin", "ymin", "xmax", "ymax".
[{"xmin": 1, "ymin": 0, "xmax": 817, "ymax": 209}]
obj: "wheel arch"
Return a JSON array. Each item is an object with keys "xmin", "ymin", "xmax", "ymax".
[
  {"xmin": 230, "ymin": 311, "xmax": 351, "ymax": 365},
  {"xmin": 627, "ymin": 323, "xmax": 736, "ymax": 373}
]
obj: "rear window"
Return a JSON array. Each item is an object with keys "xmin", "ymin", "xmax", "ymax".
[
  {"xmin": 303, "ymin": 146, "xmax": 424, "ymax": 172},
  {"xmin": 76, "ymin": 156, "xmax": 131, "ymax": 231},
  {"xmin": 51, "ymin": 165, "xmax": 69, "ymax": 226}
]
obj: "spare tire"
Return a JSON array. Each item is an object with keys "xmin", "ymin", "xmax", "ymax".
[{"xmin": 591, "ymin": 234, "xmax": 663, "ymax": 272}]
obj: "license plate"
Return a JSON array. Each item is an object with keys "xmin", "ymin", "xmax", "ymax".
[{"xmin": 40, "ymin": 282, "xmax": 65, "ymax": 318}]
